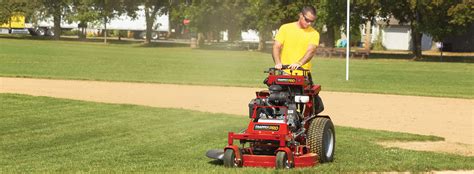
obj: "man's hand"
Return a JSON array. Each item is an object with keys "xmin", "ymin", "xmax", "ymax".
[
  {"xmin": 288, "ymin": 62, "xmax": 302, "ymax": 70},
  {"xmin": 275, "ymin": 63, "xmax": 283, "ymax": 70}
]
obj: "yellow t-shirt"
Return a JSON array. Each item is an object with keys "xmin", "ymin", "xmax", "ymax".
[{"xmin": 274, "ymin": 22, "xmax": 320, "ymax": 71}]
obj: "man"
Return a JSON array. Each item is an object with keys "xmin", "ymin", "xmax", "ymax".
[
  {"xmin": 273, "ymin": 5, "xmax": 319, "ymax": 72},
  {"xmin": 272, "ymin": 5, "xmax": 324, "ymax": 114}
]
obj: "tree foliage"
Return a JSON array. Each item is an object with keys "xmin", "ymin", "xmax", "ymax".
[
  {"xmin": 91, "ymin": 0, "xmax": 125, "ymax": 43},
  {"xmin": 0, "ymin": 0, "xmax": 37, "ymax": 24},
  {"xmin": 36, "ymin": 0, "xmax": 72, "ymax": 40},
  {"xmin": 138, "ymin": 0, "xmax": 169, "ymax": 44},
  {"xmin": 185, "ymin": 0, "xmax": 224, "ymax": 44},
  {"xmin": 380, "ymin": 0, "xmax": 473, "ymax": 59},
  {"xmin": 242, "ymin": 0, "xmax": 284, "ymax": 51},
  {"xmin": 448, "ymin": 0, "xmax": 474, "ymax": 27},
  {"xmin": 69, "ymin": 0, "xmax": 99, "ymax": 39},
  {"xmin": 1, "ymin": 0, "xmax": 471, "ymax": 52},
  {"xmin": 421, "ymin": 0, "xmax": 474, "ymax": 41}
]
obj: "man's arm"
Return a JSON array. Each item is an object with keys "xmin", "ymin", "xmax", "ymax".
[
  {"xmin": 288, "ymin": 44, "xmax": 317, "ymax": 70},
  {"xmin": 272, "ymin": 41, "xmax": 283, "ymax": 69}
]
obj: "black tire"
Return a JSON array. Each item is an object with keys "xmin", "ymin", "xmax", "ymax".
[
  {"xmin": 275, "ymin": 151, "xmax": 293, "ymax": 169},
  {"xmin": 46, "ymin": 29, "xmax": 55, "ymax": 37},
  {"xmin": 152, "ymin": 32, "xmax": 159, "ymax": 40},
  {"xmin": 223, "ymin": 149, "xmax": 241, "ymax": 168},
  {"xmin": 307, "ymin": 117, "xmax": 335, "ymax": 163},
  {"xmin": 35, "ymin": 28, "xmax": 46, "ymax": 36},
  {"xmin": 140, "ymin": 31, "xmax": 146, "ymax": 39}
]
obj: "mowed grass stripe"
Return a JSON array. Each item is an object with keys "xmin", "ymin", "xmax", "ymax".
[
  {"xmin": 0, "ymin": 38, "xmax": 473, "ymax": 98},
  {"xmin": 0, "ymin": 93, "xmax": 473, "ymax": 173},
  {"xmin": 0, "ymin": 94, "xmax": 243, "ymax": 172}
]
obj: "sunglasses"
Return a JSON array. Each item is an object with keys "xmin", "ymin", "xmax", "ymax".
[{"xmin": 302, "ymin": 14, "xmax": 315, "ymax": 23}]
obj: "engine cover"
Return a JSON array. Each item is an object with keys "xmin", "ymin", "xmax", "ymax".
[{"xmin": 268, "ymin": 92, "xmax": 289, "ymax": 106}]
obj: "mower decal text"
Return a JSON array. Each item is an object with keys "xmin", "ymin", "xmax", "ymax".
[
  {"xmin": 276, "ymin": 78, "xmax": 296, "ymax": 83},
  {"xmin": 254, "ymin": 124, "xmax": 280, "ymax": 131}
]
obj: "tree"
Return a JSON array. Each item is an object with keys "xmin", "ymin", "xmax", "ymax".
[
  {"xmin": 242, "ymin": 0, "xmax": 284, "ymax": 51},
  {"xmin": 37, "ymin": 0, "xmax": 72, "ymax": 40},
  {"xmin": 351, "ymin": 0, "xmax": 387, "ymax": 50},
  {"xmin": 90, "ymin": 0, "xmax": 124, "ymax": 44},
  {"xmin": 69, "ymin": 0, "xmax": 100, "ymax": 40},
  {"xmin": 420, "ymin": 0, "xmax": 474, "ymax": 42},
  {"xmin": 124, "ymin": 0, "xmax": 172, "ymax": 44},
  {"xmin": 447, "ymin": 0, "xmax": 474, "ymax": 27},
  {"xmin": 380, "ymin": 0, "xmax": 424, "ymax": 59},
  {"xmin": 314, "ymin": 0, "xmax": 346, "ymax": 48},
  {"xmin": 183, "ymin": 0, "xmax": 249, "ymax": 45},
  {"xmin": 220, "ymin": 0, "xmax": 247, "ymax": 42},
  {"xmin": 381, "ymin": 0, "xmax": 473, "ymax": 59},
  {"xmin": 184, "ymin": 0, "xmax": 224, "ymax": 47},
  {"xmin": 0, "ymin": 0, "xmax": 35, "ymax": 25},
  {"xmin": 142, "ymin": 0, "xmax": 169, "ymax": 44},
  {"xmin": 168, "ymin": 0, "xmax": 190, "ymax": 39}
]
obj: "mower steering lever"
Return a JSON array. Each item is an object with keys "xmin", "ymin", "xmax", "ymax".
[{"xmin": 267, "ymin": 65, "xmax": 308, "ymax": 73}]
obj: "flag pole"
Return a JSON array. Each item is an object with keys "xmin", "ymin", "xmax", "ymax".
[{"xmin": 346, "ymin": 0, "xmax": 350, "ymax": 81}]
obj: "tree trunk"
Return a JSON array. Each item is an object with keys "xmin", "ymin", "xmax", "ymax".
[
  {"xmin": 410, "ymin": 24, "xmax": 422, "ymax": 60},
  {"xmin": 167, "ymin": 5, "xmax": 172, "ymax": 38},
  {"xmin": 197, "ymin": 32, "xmax": 205, "ymax": 47},
  {"xmin": 79, "ymin": 27, "xmax": 83, "ymax": 40},
  {"xmin": 104, "ymin": 16, "xmax": 107, "ymax": 44},
  {"xmin": 53, "ymin": 12, "xmax": 61, "ymax": 40},
  {"xmin": 144, "ymin": 5, "xmax": 159, "ymax": 44},
  {"xmin": 228, "ymin": 24, "xmax": 241, "ymax": 42},
  {"xmin": 364, "ymin": 20, "xmax": 371, "ymax": 50},
  {"xmin": 326, "ymin": 25, "xmax": 335, "ymax": 48},
  {"xmin": 8, "ymin": 17, "xmax": 11, "ymax": 33},
  {"xmin": 258, "ymin": 29, "xmax": 269, "ymax": 51},
  {"xmin": 144, "ymin": 7, "xmax": 152, "ymax": 44},
  {"xmin": 82, "ymin": 27, "xmax": 86, "ymax": 40},
  {"xmin": 411, "ymin": 1, "xmax": 423, "ymax": 60}
]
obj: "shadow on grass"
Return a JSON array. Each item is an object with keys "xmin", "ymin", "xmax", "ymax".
[
  {"xmin": 198, "ymin": 45, "xmax": 246, "ymax": 51},
  {"xmin": 316, "ymin": 51, "xmax": 473, "ymax": 63},
  {"xmin": 207, "ymin": 159, "xmax": 223, "ymax": 166},
  {"xmin": 0, "ymin": 35, "xmax": 188, "ymax": 47},
  {"xmin": 0, "ymin": 34, "xmax": 139, "ymax": 44},
  {"xmin": 196, "ymin": 42, "xmax": 274, "ymax": 52},
  {"xmin": 369, "ymin": 53, "xmax": 474, "ymax": 63},
  {"xmin": 136, "ymin": 42, "xmax": 189, "ymax": 48}
]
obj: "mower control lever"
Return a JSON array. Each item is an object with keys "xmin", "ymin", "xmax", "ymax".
[
  {"xmin": 266, "ymin": 65, "xmax": 308, "ymax": 72},
  {"xmin": 265, "ymin": 65, "xmax": 309, "ymax": 76},
  {"xmin": 280, "ymin": 65, "xmax": 308, "ymax": 71}
]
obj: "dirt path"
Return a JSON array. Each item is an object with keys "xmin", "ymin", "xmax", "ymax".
[{"xmin": 1, "ymin": 77, "xmax": 473, "ymax": 155}]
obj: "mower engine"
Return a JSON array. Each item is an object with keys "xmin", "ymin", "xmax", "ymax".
[{"xmin": 249, "ymin": 84, "xmax": 303, "ymax": 132}]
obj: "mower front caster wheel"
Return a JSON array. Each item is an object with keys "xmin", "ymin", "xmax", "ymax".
[
  {"xmin": 223, "ymin": 149, "xmax": 242, "ymax": 168},
  {"xmin": 276, "ymin": 151, "xmax": 293, "ymax": 169}
]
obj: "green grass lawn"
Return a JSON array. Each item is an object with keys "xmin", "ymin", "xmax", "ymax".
[
  {"xmin": 0, "ymin": 37, "xmax": 473, "ymax": 98},
  {"xmin": 1, "ymin": 93, "xmax": 473, "ymax": 173}
]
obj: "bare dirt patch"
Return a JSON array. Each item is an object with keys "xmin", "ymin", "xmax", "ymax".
[
  {"xmin": 378, "ymin": 141, "xmax": 473, "ymax": 156},
  {"xmin": 1, "ymin": 77, "xmax": 473, "ymax": 155}
]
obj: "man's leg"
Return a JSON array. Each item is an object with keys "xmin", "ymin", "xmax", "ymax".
[
  {"xmin": 307, "ymin": 72, "xmax": 314, "ymax": 85},
  {"xmin": 308, "ymin": 72, "xmax": 323, "ymax": 114},
  {"xmin": 315, "ymin": 95, "xmax": 324, "ymax": 114}
]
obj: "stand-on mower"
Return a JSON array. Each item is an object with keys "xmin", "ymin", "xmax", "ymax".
[{"xmin": 206, "ymin": 66, "xmax": 335, "ymax": 169}]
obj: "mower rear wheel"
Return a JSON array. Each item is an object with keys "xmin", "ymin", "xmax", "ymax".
[
  {"xmin": 275, "ymin": 151, "xmax": 293, "ymax": 169},
  {"xmin": 223, "ymin": 149, "xmax": 241, "ymax": 168},
  {"xmin": 307, "ymin": 117, "xmax": 335, "ymax": 163}
]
